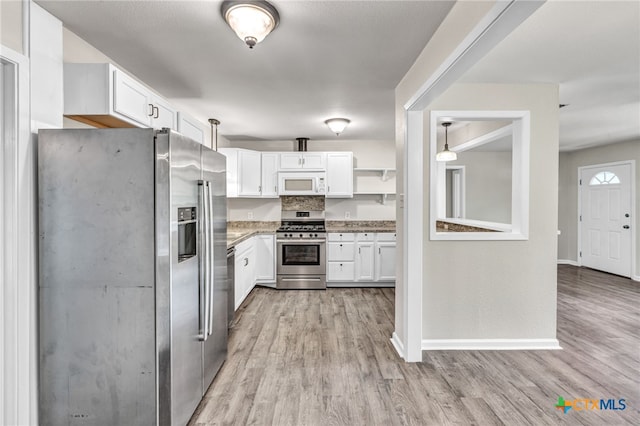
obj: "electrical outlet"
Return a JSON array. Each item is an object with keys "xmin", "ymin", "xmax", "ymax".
[
  {"xmin": 344, "ymin": 211, "xmax": 351, "ymax": 219},
  {"xmin": 247, "ymin": 211, "xmax": 254, "ymax": 220}
]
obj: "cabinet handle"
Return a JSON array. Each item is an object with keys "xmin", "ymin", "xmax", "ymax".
[
  {"xmin": 378, "ymin": 247, "xmax": 381, "ymax": 254},
  {"xmin": 153, "ymin": 106, "xmax": 159, "ymax": 119},
  {"xmin": 148, "ymin": 104, "xmax": 154, "ymax": 117},
  {"xmin": 274, "ymin": 185, "xmax": 277, "ymax": 192},
  {"xmin": 358, "ymin": 247, "xmax": 361, "ymax": 254},
  {"xmin": 244, "ymin": 257, "xmax": 248, "ymax": 266},
  {"xmin": 328, "ymin": 186, "xmax": 330, "ymax": 192},
  {"xmin": 340, "ymin": 244, "xmax": 343, "ymax": 247},
  {"xmin": 258, "ymin": 185, "xmax": 262, "ymax": 193}
]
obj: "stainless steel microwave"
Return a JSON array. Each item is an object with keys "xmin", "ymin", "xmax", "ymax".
[{"xmin": 278, "ymin": 172, "xmax": 326, "ymax": 196}]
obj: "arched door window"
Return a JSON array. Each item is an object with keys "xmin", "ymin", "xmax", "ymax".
[{"xmin": 589, "ymin": 171, "xmax": 620, "ymax": 185}]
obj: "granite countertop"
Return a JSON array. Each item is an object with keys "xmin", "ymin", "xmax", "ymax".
[
  {"xmin": 227, "ymin": 221, "xmax": 279, "ymax": 248},
  {"xmin": 325, "ymin": 221, "xmax": 396, "ymax": 233},
  {"xmin": 226, "ymin": 220, "xmax": 397, "ymax": 247}
]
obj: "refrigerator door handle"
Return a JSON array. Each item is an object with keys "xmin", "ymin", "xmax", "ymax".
[
  {"xmin": 207, "ymin": 181, "xmax": 215, "ymax": 337},
  {"xmin": 198, "ymin": 180, "xmax": 210, "ymax": 341}
]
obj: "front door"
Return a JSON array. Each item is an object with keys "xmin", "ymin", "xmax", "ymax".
[{"xmin": 580, "ymin": 163, "xmax": 633, "ymax": 277}]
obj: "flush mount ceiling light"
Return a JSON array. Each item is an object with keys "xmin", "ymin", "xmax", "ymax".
[
  {"xmin": 436, "ymin": 122, "xmax": 457, "ymax": 162},
  {"xmin": 221, "ymin": 0, "xmax": 280, "ymax": 49},
  {"xmin": 324, "ymin": 118, "xmax": 351, "ymax": 136}
]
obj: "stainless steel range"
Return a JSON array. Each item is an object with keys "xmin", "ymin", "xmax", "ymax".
[{"xmin": 276, "ymin": 210, "xmax": 326, "ymax": 289}]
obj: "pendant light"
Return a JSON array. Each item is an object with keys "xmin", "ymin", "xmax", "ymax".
[
  {"xmin": 436, "ymin": 122, "xmax": 457, "ymax": 162},
  {"xmin": 221, "ymin": 1, "xmax": 280, "ymax": 49},
  {"xmin": 324, "ymin": 118, "xmax": 351, "ymax": 136},
  {"xmin": 209, "ymin": 118, "xmax": 220, "ymax": 151}
]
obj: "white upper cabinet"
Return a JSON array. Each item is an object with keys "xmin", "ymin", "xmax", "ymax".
[
  {"xmin": 238, "ymin": 150, "xmax": 262, "ymax": 196},
  {"xmin": 177, "ymin": 112, "xmax": 206, "ymax": 145},
  {"xmin": 220, "ymin": 148, "xmax": 262, "ymax": 197},
  {"xmin": 64, "ymin": 63, "xmax": 177, "ymax": 130},
  {"xmin": 260, "ymin": 153, "xmax": 279, "ymax": 198},
  {"xmin": 326, "ymin": 152, "xmax": 353, "ymax": 198},
  {"xmin": 219, "ymin": 148, "xmax": 262, "ymax": 198},
  {"xmin": 279, "ymin": 152, "xmax": 326, "ymax": 170}
]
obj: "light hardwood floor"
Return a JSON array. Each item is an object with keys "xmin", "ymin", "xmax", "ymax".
[{"xmin": 189, "ymin": 266, "xmax": 639, "ymax": 425}]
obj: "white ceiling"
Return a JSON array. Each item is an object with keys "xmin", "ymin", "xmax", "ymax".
[
  {"xmin": 460, "ymin": 0, "xmax": 640, "ymax": 151},
  {"xmin": 35, "ymin": 0, "xmax": 640, "ymax": 150},
  {"xmin": 36, "ymin": 0, "xmax": 454, "ymax": 142}
]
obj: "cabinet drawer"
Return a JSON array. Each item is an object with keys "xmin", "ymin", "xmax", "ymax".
[
  {"xmin": 376, "ymin": 232, "xmax": 397, "ymax": 242},
  {"xmin": 327, "ymin": 262, "xmax": 355, "ymax": 281},
  {"xmin": 327, "ymin": 242, "xmax": 355, "ymax": 261},
  {"xmin": 356, "ymin": 232, "xmax": 375, "ymax": 241},
  {"xmin": 328, "ymin": 232, "xmax": 356, "ymax": 242}
]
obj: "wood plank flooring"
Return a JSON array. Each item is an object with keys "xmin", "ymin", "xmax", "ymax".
[{"xmin": 189, "ymin": 266, "xmax": 639, "ymax": 425}]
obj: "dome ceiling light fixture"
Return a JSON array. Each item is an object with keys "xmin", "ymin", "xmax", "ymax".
[
  {"xmin": 436, "ymin": 121, "xmax": 457, "ymax": 162},
  {"xmin": 324, "ymin": 118, "xmax": 351, "ymax": 136},
  {"xmin": 221, "ymin": 0, "xmax": 280, "ymax": 49}
]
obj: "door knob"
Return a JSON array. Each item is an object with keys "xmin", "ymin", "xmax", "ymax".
[
  {"xmin": 623, "ymin": 225, "xmax": 630, "ymax": 229},
  {"xmin": 625, "ymin": 213, "xmax": 630, "ymax": 218}
]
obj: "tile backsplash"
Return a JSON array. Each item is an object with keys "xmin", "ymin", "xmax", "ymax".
[{"xmin": 280, "ymin": 196, "xmax": 325, "ymax": 211}]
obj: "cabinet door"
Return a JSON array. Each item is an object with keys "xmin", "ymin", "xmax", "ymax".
[
  {"xmin": 238, "ymin": 150, "xmax": 262, "ymax": 196},
  {"xmin": 234, "ymin": 254, "xmax": 246, "ymax": 310},
  {"xmin": 151, "ymin": 96, "xmax": 177, "ymax": 130},
  {"xmin": 254, "ymin": 234, "xmax": 275, "ymax": 282},
  {"xmin": 261, "ymin": 153, "xmax": 279, "ymax": 198},
  {"xmin": 113, "ymin": 70, "xmax": 152, "ymax": 126},
  {"xmin": 177, "ymin": 112, "xmax": 206, "ymax": 145},
  {"xmin": 301, "ymin": 153, "xmax": 326, "ymax": 169},
  {"xmin": 375, "ymin": 242, "xmax": 396, "ymax": 281},
  {"xmin": 326, "ymin": 153, "xmax": 353, "ymax": 198},
  {"xmin": 327, "ymin": 242, "xmax": 355, "ymax": 261},
  {"xmin": 279, "ymin": 153, "xmax": 303, "ymax": 169},
  {"xmin": 327, "ymin": 262, "xmax": 355, "ymax": 282},
  {"xmin": 355, "ymin": 242, "xmax": 375, "ymax": 281}
]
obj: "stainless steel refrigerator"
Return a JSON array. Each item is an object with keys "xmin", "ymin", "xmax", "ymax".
[{"xmin": 38, "ymin": 128, "xmax": 227, "ymax": 425}]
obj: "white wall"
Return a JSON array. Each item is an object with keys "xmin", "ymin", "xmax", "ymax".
[
  {"xmin": 224, "ymin": 139, "xmax": 396, "ymax": 221},
  {"xmin": 421, "ymin": 83, "xmax": 559, "ymax": 342},
  {"xmin": 449, "ymin": 151, "xmax": 512, "ymax": 223},
  {"xmin": 558, "ymin": 140, "xmax": 640, "ymax": 279},
  {"xmin": 0, "ymin": 0, "xmax": 23, "ymax": 54}
]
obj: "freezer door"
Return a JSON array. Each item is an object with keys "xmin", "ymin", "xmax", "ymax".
[
  {"xmin": 201, "ymin": 147, "xmax": 228, "ymax": 392},
  {"xmin": 156, "ymin": 131, "xmax": 204, "ymax": 426}
]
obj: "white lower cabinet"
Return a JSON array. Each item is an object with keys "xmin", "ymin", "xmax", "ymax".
[
  {"xmin": 254, "ymin": 234, "xmax": 276, "ymax": 283},
  {"xmin": 234, "ymin": 239, "xmax": 255, "ymax": 310},
  {"xmin": 355, "ymin": 241, "xmax": 375, "ymax": 281},
  {"xmin": 375, "ymin": 242, "xmax": 396, "ymax": 281},
  {"xmin": 233, "ymin": 234, "xmax": 276, "ymax": 311},
  {"xmin": 327, "ymin": 232, "xmax": 396, "ymax": 285}
]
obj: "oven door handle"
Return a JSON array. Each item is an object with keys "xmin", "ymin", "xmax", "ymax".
[{"xmin": 276, "ymin": 239, "xmax": 326, "ymax": 244}]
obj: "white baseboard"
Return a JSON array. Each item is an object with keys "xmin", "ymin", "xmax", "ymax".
[
  {"xmin": 632, "ymin": 274, "xmax": 640, "ymax": 282},
  {"xmin": 390, "ymin": 332, "xmax": 405, "ymax": 359},
  {"xmin": 557, "ymin": 259, "xmax": 579, "ymax": 266},
  {"xmin": 422, "ymin": 338, "xmax": 562, "ymax": 351}
]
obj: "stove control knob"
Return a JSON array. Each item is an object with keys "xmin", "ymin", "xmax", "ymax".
[
  {"xmin": 309, "ymin": 233, "xmax": 313, "ymax": 238},
  {"xmin": 314, "ymin": 234, "xmax": 318, "ymax": 237},
  {"xmin": 299, "ymin": 234, "xmax": 303, "ymax": 238}
]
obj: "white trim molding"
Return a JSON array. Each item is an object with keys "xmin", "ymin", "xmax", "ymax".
[
  {"xmin": 557, "ymin": 259, "xmax": 579, "ymax": 266},
  {"xmin": 1, "ymin": 43, "xmax": 35, "ymax": 426},
  {"xmin": 422, "ymin": 339, "xmax": 562, "ymax": 351},
  {"xmin": 390, "ymin": 332, "xmax": 406, "ymax": 359}
]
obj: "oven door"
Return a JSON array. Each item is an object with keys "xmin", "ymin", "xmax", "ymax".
[{"xmin": 276, "ymin": 239, "xmax": 326, "ymax": 276}]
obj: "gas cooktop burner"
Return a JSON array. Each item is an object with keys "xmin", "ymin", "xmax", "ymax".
[{"xmin": 278, "ymin": 224, "xmax": 326, "ymax": 232}]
